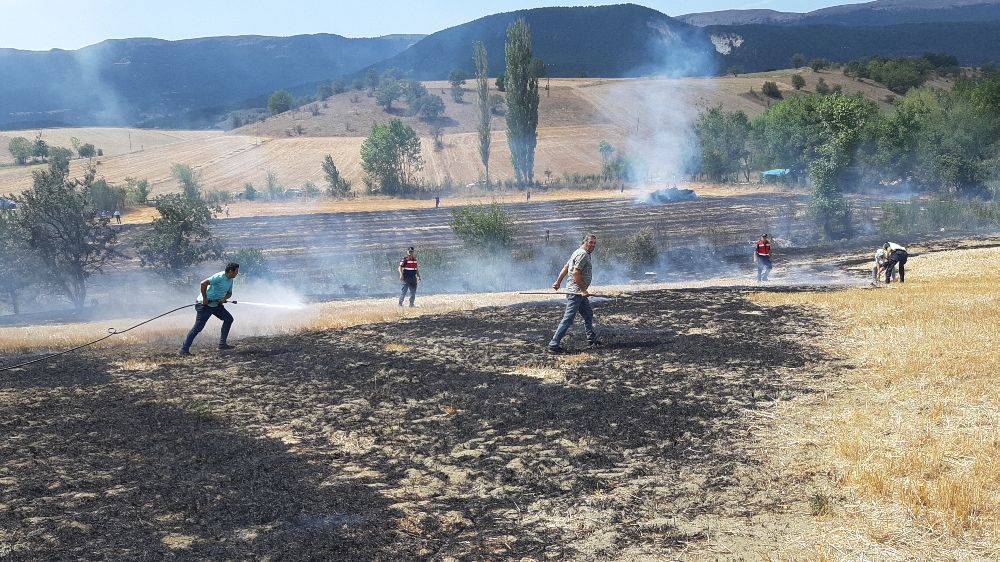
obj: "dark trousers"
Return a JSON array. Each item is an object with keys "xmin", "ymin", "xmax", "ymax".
[
  {"xmin": 756, "ymin": 255, "xmax": 772, "ymax": 281},
  {"xmin": 181, "ymin": 303, "xmax": 233, "ymax": 351},
  {"xmin": 399, "ymin": 276, "xmax": 417, "ymax": 306},
  {"xmin": 884, "ymin": 250, "xmax": 907, "ymax": 283}
]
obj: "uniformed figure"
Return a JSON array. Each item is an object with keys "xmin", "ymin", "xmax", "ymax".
[{"xmin": 398, "ymin": 247, "xmax": 421, "ymax": 307}]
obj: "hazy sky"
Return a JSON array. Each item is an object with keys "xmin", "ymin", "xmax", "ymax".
[{"xmin": 2, "ymin": 0, "xmax": 866, "ymax": 51}]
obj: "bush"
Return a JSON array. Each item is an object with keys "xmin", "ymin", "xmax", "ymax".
[
  {"xmin": 204, "ymin": 190, "xmax": 231, "ymax": 204},
  {"xmin": 242, "ymin": 183, "xmax": 258, "ymax": 201},
  {"xmin": 601, "ymin": 228, "xmax": 657, "ymax": 272},
  {"xmin": 449, "ymin": 202, "xmax": 516, "ymax": 250},
  {"xmin": 880, "ymin": 198, "xmax": 1000, "ymax": 235},
  {"xmin": 815, "ymin": 78, "xmax": 831, "ymax": 95},
  {"xmin": 791, "ymin": 74, "xmax": 806, "ymax": 90},
  {"xmin": 224, "ymin": 247, "xmax": 271, "ymax": 280},
  {"xmin": 762, "ymin": 81, "xmax": 782, "ymax": 99}
]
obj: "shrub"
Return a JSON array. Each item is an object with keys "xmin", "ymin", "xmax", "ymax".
[
  {"xmin": 224, "ymin": 247, "xmax": 271, "ymax": 279},
  {"xmin": 602, "ymin": 228, "xmax": 657, "ymax": 272},
  {"xmin": 762, "ymin": 81, "xmax": 782, "ymax": 99},
  {"xmin": 449, "ymin": 202, "xmax": 516, "ymax": 250},
  {"xmin": 791, "ymin": 74, "xmax": 806, "ymax": 90},
  {"xmin": 815, "ymin": 78, "xmax": 831, "ymax": 95}
]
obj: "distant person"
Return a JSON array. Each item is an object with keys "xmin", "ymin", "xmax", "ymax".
[
  {"xmin": 224, "ymin": 205, "xmax": 230, "ymax": 218},
  {"xmin": 879, "ymin": 242, "xmax": 908, "ymax": 284},
  {"xmin": 548, "ymin": 234, "xmax": 600, "ymax": 353},
  {"xmin": 113, "ymin": 208, "xmax": 122, "ymax": 224},
  {"xmin": 526, "ymin": 190, "xmax": 531, "ymax": 201},
  {"xmin": 754, "ymin": 234, "xmax": 773, "ymax": 281},
  {"xmin": 179, "ymin": 262, "xmax": 239, "ymax": 355},
  {"xmin": 398, "ymin": 247, "xmax": 421, "ymax": 307},
  {"xmin": 872, "ymin": 245, "xmax": 896, "ymax": 284},
  {"xmin": 434, "ymin": 196, "xmax": 440, "ymax": 208}
]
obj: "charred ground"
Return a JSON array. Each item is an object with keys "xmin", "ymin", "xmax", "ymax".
[{"xmin": 1, "ymin": 285, "xmax": 843, "ymax": 559}]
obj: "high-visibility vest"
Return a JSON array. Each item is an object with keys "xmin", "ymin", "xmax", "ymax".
[
  {"xmin": 400, "ymin": 255, "xmax": 419, "ymax": 272},
  {"xmin": 756, "ymin": 241, "xmax": 771, "ymax": 256}
]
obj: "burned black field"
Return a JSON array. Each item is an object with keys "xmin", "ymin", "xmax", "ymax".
[{"xmin": 0, "ymin": 286, "xmax": 842, "ymax": 559}]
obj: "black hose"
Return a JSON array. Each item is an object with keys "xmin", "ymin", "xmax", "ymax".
[{"xmin": 0, "ymin": 303, "xmax": 196, "ymax": 373}]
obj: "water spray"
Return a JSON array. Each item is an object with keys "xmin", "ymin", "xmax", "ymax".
[{"xmin": 230, "ymin": 300, "xmax": 306, "ymax": 310}]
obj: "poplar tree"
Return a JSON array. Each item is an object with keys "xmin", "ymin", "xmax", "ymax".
[
  {"xmin": 504, "ymin": 18, "xmax": 539, "ymax": 186},
  {"xmin": 474, "ymin": 41, "xmax": 492, "ymax": 186}
]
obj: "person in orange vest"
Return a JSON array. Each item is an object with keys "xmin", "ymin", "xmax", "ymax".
[
  {"xmin": 398, "ymin": 246, "xmax": 421, "ymax": 307},
  {"xmin": 754, "ymin": 234, "xmax": 773, "ymax": 281}
]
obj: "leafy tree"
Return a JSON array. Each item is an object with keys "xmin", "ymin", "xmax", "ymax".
[
  {"xmin": 450, "ymin": 84, "xmax": 464, "ymax": 103},
  {"xmin": 529, "ymin": 57, "xmax": 545, "ymax": 79},
  {"xmin": 695, "ymin": 106, "xmax": 751, "ymax": 182},
  {"xmin": 474, "ymin": 41, "xmax": 492, "ymax": 185},
  {"xmin": 322, "ymin": 154, "xmax": 352, "ymax": 196},
  {"xmin": 495, "ymin": 75, "xmax": 506, "ymax": 92},
  {"xmin": 448, "ymin": 68, "xmax": 467, "ymax": 88},
  {"xmin": 124, "ymin": 177, "xmax": 150, "ymax": 205},
  {"xmin": 750, "ymin": 94, "xmax": 826, "ymax": 177},
  {"xmin": 375, "ymin": 73, "xmax": 402, "ymax": 110},
  {"xmin": 31, "ymin": 133, "xmax": 48, "ymax": 160},
  {"xmin": 317, "ymin": 82, "xmax": 334, "ymax": 100},
  {"xmin": 135, "ymin": 194, "xmax": 221, "ymax": 279},
  {"xmin": 791, "ymin": 74, "xmax": 806, "ymax": 90},
  {"xmin": 0, "ymin": 210, "xmax": 37, "ymax": 314},
  {"xmin": 332, "ymin": 79, "xmax": 348, "ymax": 94},
  {"xmin": 598, "ymin": 140, "xmax": 615, "ymax": 166},
  {"xmin": 808, "ymin": 94, "xmax": 879, "ymax": 238},
  {"xmin": 490, "ymin": 93, "xmax": 505, "ymax": 114},
  {"xmin": 418, "ymin": 94, "xmax": 445, "ymax": 119},
  {"xmin": 504, "ymin": 18, "xmax": 540, "ymax": 186},
  {"xmin": 809, "ymin": 58, "xmax": 831, "ymax": 72},
  {"xmin": 77, "ymin": 143, "xmax": 96, "ymax": 159},
  {"xmin": 762, "ymin": 81, "xmax": 782, "ymax": 99},
  {"xmin": 11, "ymin": 163, "xmax": 118, "ymax": 309},
  {"xmin": 70, "ymin": 136, "xmax": 81, "ymax": 153},
  {"xmin": 171, "ymin": 163, "xmax": 201, "ymax": 199},
  {"xmin": 8, "ymin": 137, "xmax": 31, "ymax": 165},
  {"xmin": 815, "ymin": 78, "xmax": 831, "ymax": 95},
  {"xmin": 48, "ymin": 147, "xmax": 72, "ymax": 171},
  {"xmin": 360, "ymin": 119, "xmax": 423, "ymax": 194},
  {"xmin": 402, "ymin": 79, "xmax": 428, "ymax": 109},
  {"xmin": 364, "ymin": 68, "xmax": 379, "ymax": 93},
  {"xmin": 268, "ymin": 89, "xmax": 293, "ymax": 115},
  {"xmin": 449, "ymin": 202, "xmax": 516, "ymax": 250},
  {"xmin": 791, "ymin": 53, "xmax": 806, "ymax": 68},
  {"xmin": 89, "ymin": 179, "xmax": 126, "ymax": 212}
]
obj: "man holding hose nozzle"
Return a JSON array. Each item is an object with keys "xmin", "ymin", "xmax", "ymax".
[
  {"xmin": 179, "ymin": 262, "xmax": 239, "ymax": 355},
  {"xmin": 548, "ymin": 234, "xmax": 601, "ymax": 354}
]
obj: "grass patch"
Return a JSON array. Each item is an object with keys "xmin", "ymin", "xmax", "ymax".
[{"xmin": 750, "ymin": 246, "xmax": 1000, "ymax": 556}]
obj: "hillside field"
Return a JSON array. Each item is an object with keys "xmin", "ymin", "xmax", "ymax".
[{"xmin": 0, "ymin": 70, "xmax": 906, "ymax": 198}]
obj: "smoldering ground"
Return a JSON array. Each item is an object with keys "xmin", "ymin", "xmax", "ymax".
[{"xmin": 0, "ymin": 282, "xmax": 841, "ymax": 559}]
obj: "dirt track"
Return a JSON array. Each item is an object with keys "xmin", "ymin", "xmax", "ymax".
[{"xmin": 0, "ymin": 285, "xmax": 837, "ymax": 559}]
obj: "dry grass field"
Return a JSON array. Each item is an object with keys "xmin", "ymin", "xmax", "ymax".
[
  {"xmin": 0, "ymin": 71, "xmax": 902, "ymax": 198},
  {"xmin": 750, "ymin": 245, "xmax": 1000, "ymax": 559}
]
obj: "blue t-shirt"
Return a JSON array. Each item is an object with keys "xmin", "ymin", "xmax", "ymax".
[{"xmin": 198, "ymin": 271, "xmax": 233, "ymax": 306}]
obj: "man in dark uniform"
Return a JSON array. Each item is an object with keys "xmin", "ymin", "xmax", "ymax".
[{"xmin": 398, "ymin": 247, "xmax": 421, "ymax": 307}]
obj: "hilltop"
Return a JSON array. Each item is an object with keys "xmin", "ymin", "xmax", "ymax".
[{"xmin": 0, "ymin": 70, "xmax": 910, "ymax": 196}]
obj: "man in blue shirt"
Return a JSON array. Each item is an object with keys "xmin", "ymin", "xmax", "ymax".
[{"xmin": 179, "ymin": 262, "xmax": 239, "ymax": 355}]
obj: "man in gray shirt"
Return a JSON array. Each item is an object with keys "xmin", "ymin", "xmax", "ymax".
[{"xmin": 548, "ymin": 234, "xmax": 600, "ymax": 353}]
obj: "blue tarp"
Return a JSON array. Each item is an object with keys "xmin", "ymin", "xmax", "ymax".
[{"xmin": 761, "ymin": 169, "xmax": 791, "ymax": 177}]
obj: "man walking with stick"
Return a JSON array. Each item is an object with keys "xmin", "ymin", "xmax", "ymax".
[{"xmin": 548, "ymin": 234, "xmax": 601, "ymax": 353}]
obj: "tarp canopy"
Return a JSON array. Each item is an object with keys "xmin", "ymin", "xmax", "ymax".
[{"xmin": 761, "ymin": 169, "xmax": 791, "ymax": 176}]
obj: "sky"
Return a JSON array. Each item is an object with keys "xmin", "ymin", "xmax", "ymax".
[{"xmin": 1, "ymin": 0, "xmax": 868, "ymax": 51}]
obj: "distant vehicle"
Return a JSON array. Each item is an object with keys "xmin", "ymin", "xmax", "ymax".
[{"xmin": 0, "ymin": 197, "xmax": 16, "ymax": 210}]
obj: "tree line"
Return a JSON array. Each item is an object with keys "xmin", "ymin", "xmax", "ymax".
[{"xmin": 694, "ymin": 70, "xmax": 1000, "ymax": 237}]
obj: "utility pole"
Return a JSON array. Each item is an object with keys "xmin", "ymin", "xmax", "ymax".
[{"xmin": 128, "ymin": 131, "xmax": 132, "ymax": 152}]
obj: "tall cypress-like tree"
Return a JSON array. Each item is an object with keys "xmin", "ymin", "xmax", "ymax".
[
  {"xmin": 504, "ymin": 18, "xmax": 539, "ymax": 186},
  {"xmin": 474, "ymin": 41, "xmax": 491, "ymax": 186}
]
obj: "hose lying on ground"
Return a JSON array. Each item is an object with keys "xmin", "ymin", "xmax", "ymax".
[{"xmin": 0, "ymin": 303, "xmax": 196, "ymax": 373}]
